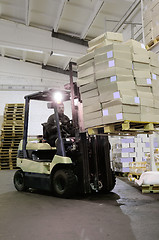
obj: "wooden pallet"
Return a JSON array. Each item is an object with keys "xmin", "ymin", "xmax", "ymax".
[
  {"xmin": 146, "ymin": 35, "xmax": 159, "ymax": 50},
  {"xmin": 88, "ymin": 121, "xmax": 159, "ymax": 135},
  {"xmin": 142, "ymin": 185, "xmax": 159, "ymax": 193}
]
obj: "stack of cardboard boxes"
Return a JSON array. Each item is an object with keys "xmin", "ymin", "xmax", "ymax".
[
  {"xmin": 143, "ymin": 0, "xmax": 159, "ymax": 45},
  {"xmin": 110, "ymin": 134, "xmax": 151, "ymax": 173},
  {"xmin": 77, "ymin": 32, "xmax": 159, "ymax": 129}
]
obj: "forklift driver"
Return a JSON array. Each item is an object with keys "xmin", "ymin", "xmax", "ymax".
[{"xmin": 42, "ymin": 103, "xmax": 75, "ymax": 147}]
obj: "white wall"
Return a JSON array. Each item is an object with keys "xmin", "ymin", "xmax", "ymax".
[{"xmin": 0, "ymin": 91, "xmax": 72, "ymax": 136}]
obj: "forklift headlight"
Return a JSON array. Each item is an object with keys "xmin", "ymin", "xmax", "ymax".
[{"xmin": 53, "ymin": 92, "xmax": 63, "ymax": 104}]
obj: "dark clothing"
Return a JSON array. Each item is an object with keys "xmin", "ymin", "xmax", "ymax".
[{"xmin": 42, "ymin": 113, "xmax": 74, "ymax": 147}]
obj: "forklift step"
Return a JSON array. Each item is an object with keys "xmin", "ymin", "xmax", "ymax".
[{"xmin": 88, "ymin": 121, "xmax": 159, "ymax": 135}]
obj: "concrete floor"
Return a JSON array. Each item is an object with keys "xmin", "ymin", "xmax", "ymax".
[{"xmin": 0, "ymin": 170, "xmax": 159, "ymax": 240}]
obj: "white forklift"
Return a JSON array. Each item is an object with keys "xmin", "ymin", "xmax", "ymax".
[{"xmin": 13, "ymin": 64, "xmax": 116, "ymax": 198}]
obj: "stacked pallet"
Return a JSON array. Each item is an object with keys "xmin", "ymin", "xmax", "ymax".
[
  {"xmin": 77, "ymin": 33, "xmax": 159, "ymax": 131},
  {"xmin": 143, "ymin": 0, "xmax": 159, "ymax": 46},
  {"xmin": 0, "ymin": 104, "xmax": 24, "ymax": 170}
]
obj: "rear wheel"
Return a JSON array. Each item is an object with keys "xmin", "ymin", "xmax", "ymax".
[
  {"xmin": 52, "ymin": 169, "xmax": 77, "ymax": 198},
  {"xmin": 14, "ymin": 170, "xmax": 27, "ymax": 191}
]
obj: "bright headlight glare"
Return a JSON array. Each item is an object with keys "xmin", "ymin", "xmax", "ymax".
[{"xmin": 53, "ymin": 92, "xmax": 63, "ymax": 104}]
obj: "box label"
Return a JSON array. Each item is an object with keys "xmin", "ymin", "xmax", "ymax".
[
  {"xmin": 147, "ymin": 78, "xmax": 152, "ymax": 84},
  {"xmin": 103, "ymin": 109, "xmax": 108, "ymax": 116},
  {"xmin": 109, "ymin": 60, "xmax": 115, "ymax": 67},
  {"xmin": 110, "ymin": 76, "xmax": 117, "ymax": 82},
  {"xmin": 107, "ymin": 51, "xmax": 113, "ymax": 59},
  {"xmin": 113, "ymin": 91, "xmax": 120, "ymax": 99},
  {"xmin": 152, "ymin": 73, "xmax": 157, "ymax": 80},
  {"xmin": 134, "ymin": 97, "xmax": 140, "ymax": 104},
  {"xmin": 116, "ymin": 113, "xmax": 123, "ymax": 120}
]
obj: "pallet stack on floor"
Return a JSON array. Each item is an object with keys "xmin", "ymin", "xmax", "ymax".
[{"xmin": 0, "ymin": 104, "xmax": 24, "ymax": 170}]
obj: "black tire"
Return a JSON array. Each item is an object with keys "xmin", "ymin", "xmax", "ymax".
[
  {"xmin": 101, "ymin": 170, "xmax": 116, "ymax": 193},
  {"xmin": 52, "ymin": 169, "xmax": 77, "ymax": 198},
  {"xmin": 14, "ymin": 170, "xmax": 27, "ymax": 191}
]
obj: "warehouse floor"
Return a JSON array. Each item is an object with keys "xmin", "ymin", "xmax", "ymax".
[{"xmin": 0, "ymin": 170, "xmax": 159, "ymax": 240}]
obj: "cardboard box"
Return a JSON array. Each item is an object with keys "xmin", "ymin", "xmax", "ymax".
[
  {"xmin": 137, "ymin": 90, "xmax": 153, "ymax": 99},
  {"xmin": 143, "ymin": 9, "xmax": 152, "ymax": 27},
  {"xmin": 95, "ymin": 43, "xmax": 130, "ymax": 55},
  {"xmin": 97, "ymin": 80, "xmax": 136, "ymax": 93},
  {"xmin": 133, "ymin": 70, "xmax": 151, "ymax": 78},
  {"xmin": 152, "ymin": 80, "xmax": 159, "ymax": 96},
  {"xmin": 132, "ymin": 53, "xmax": 149, "ymax": 63},
  {"xmin": 78, "ymin": 59, "xmax": 94, "ymax": 72},
  {"xmin": 102, "ymin": 104, "xmax": 140, "ymax": 115},
  {"xmin": 96, "ymin": 67, "xmax": 132, "ymax": 80},
  {"xmin": 80, "ymin": 82, "xmax": 97, "ymax": 93},
  {"xmin": 87, "ymin": 39, "xmax": 115, "ymax": 53},
  {"xmin": 123, "ymin": 39, "xmax": 146, "ymax": 53},
  {"xmin": 140, "ymin": 97, "xmax": 154, "ymax": 107},
  {"xmin": 82, "ymin": 95, "xmax": 100, "ymax": 107},
  {"xmin": 100, "ymin": 91, "xmax": 140, "ymax": 103},
  {"xmin": 78, "ymin": 65, "xmax": 94, "ymax": 78},
  {"xmin": 145, "ymin": 31, "xmax": 153, "ymax": 45},
  {"xmin": 77, "ymin": 74, "xmax": 95, "ymax": 86},
  {"xmin": 102, "ymin": 112, "xmax": 140, "ymax": 124},
  {"xmin": 84, "ymin": 117, "xmax": 103, "ymax": 128},
  {"xmin": 77, "ymin": 52, "xmax": 94, "ymax": 66},
  {"xmin": 83, "ymin": 102, "xmax": 101, "ymax": 114},
  {"xmin": 94, "ymin": 51, "xmax": 131, "ymax": 63},
  {"xmin": 148, "ymin": 51, "xmax": 159, "ymax": 67},
  {"xmin": 95, "ymin": 59, "xmax": 132, "ymax": 71},
  {"xmin": 133, "ymin": 62, "xmax": 150, "ymax": 70},
  {"xmin": 136, "ymin": 86, "xmax": 152, "ymax": 93},
  {"xmin": 88, "ymin": 32, "xmax": 123, "ymax": 48},
  {"xmin": 150, "ymin": 66, "xmax": 159, "ymax": 75},
  {"xmin": 81, "ymin": 88, "xmax": 99, "ymax": 100},
  {"xmin": 135, "ymin": 78, "xmax": 152, "ymax": 86},
  {"xmin": 144, "ymin": 21, "xmax": 153, "ymax": 36},
  {"xmin": 154, "ymin": 99, "xmax": 159, "ymax": 108},
  {"xmin": 153, "ymin": 25, "xmax": 159, "ymax": 39},
  {"xmin": 83, "ymin": 110, "xmax": 102, "ymax": 121}
]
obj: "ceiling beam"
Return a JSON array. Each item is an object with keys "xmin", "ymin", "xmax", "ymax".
[
  {"xmin": 54, "ymin": 0, "xmax": 67, "ymax": 32},
  {"xmin": 43, "ymin": 53, "xmax": 50, "ymax": 66},
  {"xmin": 113, "ymin": 0, "xmax": 141, "ymax": 32},
  {"xmin": 52, "ymin": 30, "xmax": 88, "ymax": 46},
  {"xmin": 1, "ymin": 47, "xmax": 5, "ymax": 57},
  {"xmin": 63, "ymin": 58, "xmax": 72, "ymax": 70},
  {"xmin": 22, "ymin": 51, "xmax": 27, "ymax": 61},
  {"xmin": 80, "ymin": 0, "xmax": 104, "ymax": 39},
  {"xmin": 42, "ymin": 64, "xmax": 77, "ymax": 77}
]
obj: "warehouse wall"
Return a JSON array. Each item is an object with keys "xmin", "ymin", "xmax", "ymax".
[{"xmin": 0, "ymin": 91, "xmax": 72, "ymax": 136}]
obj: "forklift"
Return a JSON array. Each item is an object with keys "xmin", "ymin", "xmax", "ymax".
[{"xmin": 13, "ymin": 63, "xmax": 116, "ymax": 198}]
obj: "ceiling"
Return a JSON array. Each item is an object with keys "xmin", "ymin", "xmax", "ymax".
[{"xmin": 0, "ymin": 0, "xmax": 141, "ymax": 72}]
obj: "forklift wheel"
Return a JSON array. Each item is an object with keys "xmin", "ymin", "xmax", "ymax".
[
  {"xmin": 52, "ymin": 169, "xmax": 77, "ymax": 198},
  {"xmin": 14, "ymin": 170, "xmax": 27, "ymax": 191}
]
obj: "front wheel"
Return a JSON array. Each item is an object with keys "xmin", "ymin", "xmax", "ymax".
[
  {"xmin": 52, "ymin": 169, "xmax": 77, "ymax": 198},
  {"xmin": 14, "ymin": 170, "xmax": 27, "ymax": 191}
]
